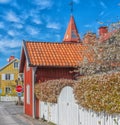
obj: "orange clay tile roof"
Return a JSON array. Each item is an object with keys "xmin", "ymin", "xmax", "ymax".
[{"xmin": 22, "ymin": 41, "xmax": 93, "ymax": 68}]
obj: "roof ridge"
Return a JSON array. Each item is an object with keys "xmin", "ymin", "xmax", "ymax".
[
  {"xmin": 0, "ymin": 58, "xmax": 19, "ymax": 71},
  {"xmin": 24, "ymin": 40, "xmax": 82, "ymax": 45}
]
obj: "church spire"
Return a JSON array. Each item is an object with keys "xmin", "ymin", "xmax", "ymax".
[{"xmin": 63, "ymin": 15, "xmax": 81, "ymax": 43}]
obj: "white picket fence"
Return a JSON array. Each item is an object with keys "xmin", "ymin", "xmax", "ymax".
[
  {"xmin": 78, "ymin": 108, "xmax": 120, "ymax": 125},
  {"xmin": 40, "ymin": 101, "xmax": 120, "ymax": 125},
  {"xmin": 0, "ymin": 96, "xmax": 24, "ymax": 102},
  {"xmin": 40, "ymin": 86, "xmax": 120, "ymax": 125},
  {"xmin": 40, "ymin": 102, "xmax": 58, "ymax": 124}
]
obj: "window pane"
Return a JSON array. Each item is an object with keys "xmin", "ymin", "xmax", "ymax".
[
  {"xmin": 27, "ymin": 85, "xmax": 30, "ymax": 104},
  {"xmin": 5, "ymin": 74, "xmax": 10, "ymax": 80},
  {"xmin": 14, "ymin": 62, "xmax": 18, "ymax": 68},
  {"xmin": 6, "ymin": 87, "xmax": 11, "ymax": 93}
]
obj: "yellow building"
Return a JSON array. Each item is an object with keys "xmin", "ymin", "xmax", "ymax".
[{"xmin": 0, "ymin": 56, "xmax": 23, "ymax": 96}]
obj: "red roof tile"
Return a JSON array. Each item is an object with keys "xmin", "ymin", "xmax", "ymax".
[{"xmin": 22, "ymin": 41, "xmax": 92, "ymax": 68}]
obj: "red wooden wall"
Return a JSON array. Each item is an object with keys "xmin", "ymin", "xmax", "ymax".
[
  {"xmin": 36, "ymin": 67, "xmax": 75, "ymax": 82},
  {"xmin": 23, "ymin": 64, "xmax": 75, "ymax": 118},
  {"xmin": 24, "ymin": 62, "xmax": 33, "ymax": 117}
]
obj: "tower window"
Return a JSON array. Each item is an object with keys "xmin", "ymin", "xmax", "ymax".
[{"xmin": 72, "ymin": 31, "xmax": 77, "ymax": 38}]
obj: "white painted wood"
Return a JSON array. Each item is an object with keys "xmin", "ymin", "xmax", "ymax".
[
  {"xmin": 40, "ymin": 101, "xmax": 58, "ymax": 124},
  {"xmin": 40, "ymin": 101, "xmax": 48, "ymax": 120},
  {"xmin": 40, "ymin": 101, "xmax": 43, "ymax": 119},
  {"xmin": 10, "ymin": 74, "xmax": 14, "ymax": 80},
  {"xmin": 49, "ymin": 103, "xmax": 58, "ymax": 124},
  {"xmin": 58, "ymin": 86, "xmax": 79, "ymax": 125},
  {"xmin": 2, "ymin": 74, "xmax": 5, "ymax": 80},
  {"xmin": 0, "ymin": 96, "xmax": 24, "ymax": 101},
  {"xmin": 78, "ymin": 107, "xmax": 120, "ymax": 125}
]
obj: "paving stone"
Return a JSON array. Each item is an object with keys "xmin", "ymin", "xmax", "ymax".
[{"xmin": 0, "ymin": 101, "xmax": 49, "ymax": 125}]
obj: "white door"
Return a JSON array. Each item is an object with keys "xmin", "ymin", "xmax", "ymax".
[{"xmin": 58, "ymin": 86, "xmax": 79, "ymax": 125}]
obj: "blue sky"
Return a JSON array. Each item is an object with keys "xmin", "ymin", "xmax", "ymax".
[{"xmin": 0, "ymin": 0, "xmax": 120, "ymax": 68}]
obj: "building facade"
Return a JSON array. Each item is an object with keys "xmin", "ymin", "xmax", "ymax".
[
  {"xmin": 19, "ymin": 15, "xmax": 92, "ymax": 118},
  {"xmin": 0, "ymin": 56, "xmax": 22, "ymax": 96}
]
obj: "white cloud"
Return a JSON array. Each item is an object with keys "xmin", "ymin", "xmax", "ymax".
[
  {"xmin": 0, "ymin": 46, "xmax": 20, "ymax": 56},
  {"xmin": 100, "ymin": 1, "xmax": 107, "ymax": 8},
  {"xmin": 99, "ymin": 11, "xmax": 104, "ymax": 16},
  {"xmin": 14, "ymin": 23, "xmax": 23, "ymax": 29},
  {"xmin": 84, "ymin": 24, "xmax": 92, "ymax": 28},
  {"xmin": 0, "ymin": 22, "xmax": 5, "ymax": 29},
  {"xmin": 32, "ymin": 17, "xmax": 42, "ymax": 25},
  {"xmin": 73, "ymin": 0, "xmax": 80, "ymax": 4},
  {"xmin": 11, "ymin": 1, "xmax": 20, "ymax": 10},
  {"xmin": 56, "ymin": 34, "xmax": 61, "ymax": 41},
  {"xmin": 8, "ymin": 30, "xmax": 14, "ymax": 36},
  {"xmin": 33, "ymin": 0, "xmax": 53, "ymax": 9},
  {"xmin": 5, "ymin": 11, "xmax": 20, "ymax": 23},
  {"xmin": 118, "ymin": 3, "xmax": 120, "ymax": 6},
  {"xmin": 23, "ymin": 9, "xmax": 41, "ymax": 23},
  {"xmin": 8, "ymin": 30, "xmax": 19, "ymax": 37},
  {"xmin": 26, "ymin": 26, "xmax": 39, "ymax": 35},
  {"xmin": 0, "ymin": 38, "xmax": 21, "ymax": 49},
  {"xmin": 0, "ymin": 0, "xmax": 11, "ymax": 4},
  {"xmin": 46, "ymin": 22, "xmax": 61, "ymax": 30},
  {"xmin": 0, "ymin": 47, "xmax": 7, "ymax": 54}
]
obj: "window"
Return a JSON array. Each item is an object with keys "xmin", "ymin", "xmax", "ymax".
[
  {"xmin": 26, "ymin": 61, "xmax": 30, "ymax": 71},
  {"xmin": 72, "ymin": 31, "xmax": 77, "ymax": 38},
  {"xmin": 26, "ymin": 85, "xmax": 30, "ymax": 104},
  {"xmin": 14, "ymin": 62, "xmax": 19, "ymax": 68},
  {"xmin": 5, "ymin": 74, "xmax": 10, "ymax": 80},
  {"xmin": 2, "ymin": 74, "xmax": 14, "ymax": 80},
  {"xmin": 5, "ymin": 87, "xmax": 11, "ymax": 94}
]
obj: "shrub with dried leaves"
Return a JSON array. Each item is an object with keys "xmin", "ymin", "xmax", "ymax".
[
  {"xmin": 35, "ymin": 79, "xmax": 76, "ymax": 103},
  {"xmin": 74, "ymin": 72, "xmax": 120, "ymax": 114}
]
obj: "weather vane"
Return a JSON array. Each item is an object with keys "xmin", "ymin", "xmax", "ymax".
[{"xmin": 69, "ymin": 0, "xmax": 74, "ymax": 15}]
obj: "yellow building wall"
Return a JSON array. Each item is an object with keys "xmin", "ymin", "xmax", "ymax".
[{"xmin": 0, "ymin": 59, "xmax": 22, "ymax": 96}]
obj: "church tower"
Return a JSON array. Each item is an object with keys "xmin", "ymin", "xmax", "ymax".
[{"xmin": 63, "ymin": 15, "xmax": 81, "ymax": 43}]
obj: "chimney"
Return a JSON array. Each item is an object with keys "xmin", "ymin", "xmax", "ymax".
[
  {"xmin": 8, "ymin": 56, "xmax": 15, "ymax": 62},
  {"xmin": 83, "ymin": 32, "xmax": 96, "ymax": 45},
  {"xmin": 99, "ymin": 26, "xmax": 108, "ymax": 36}
]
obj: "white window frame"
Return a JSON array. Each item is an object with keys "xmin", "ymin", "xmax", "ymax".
[
  {"xmin": 10, "ymin": 74, "xmax": 14, "ymax": 80},
  {"xmin": 2, "ymin": 74, "xmax": 5, "ymax": 80},
  {"xmin": 26, "ymin": 84, "xmax": 30, "ymax": 104},
  {"xmin": 2, "ymin": 74, "xmax": 14, "ymax": 80}
]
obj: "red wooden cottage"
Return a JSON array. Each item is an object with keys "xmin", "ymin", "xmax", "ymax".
[{"xmin": 19, "ymin": 15, "xmax": 92, "ymax": 118}]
